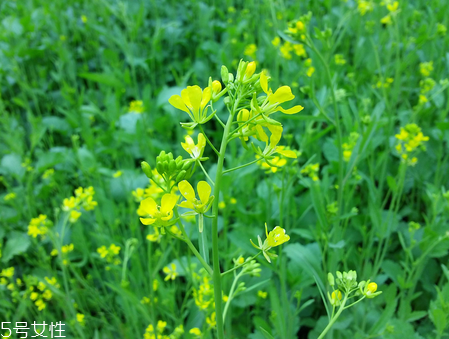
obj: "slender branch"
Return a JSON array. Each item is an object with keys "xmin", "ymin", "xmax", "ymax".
[
  {"xmin": 221, "ymin": 252, "xmax": 261, "ymax": 277},
  {"xmin": 222, "ymin": 158, "xmax": 261, "ymax": 174},
  {"xmin": 197, "ymin": 160, "xmax": 215, "ymax": 186},
  {"xmin": 199, "ymin": 125, "xmax": 221, "ymax": 156},
  {"xmin": 173, "ymin": 208, "xmax": 213, "ymax": 276}
]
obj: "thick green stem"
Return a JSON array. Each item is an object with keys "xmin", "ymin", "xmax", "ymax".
[
  {"xmin": 198, "ymin": 214, "xmax": 209, "ymax": 264},
  {"xmin": 211, "ymin": 109, "xmax": 236, "ymax": 339}
]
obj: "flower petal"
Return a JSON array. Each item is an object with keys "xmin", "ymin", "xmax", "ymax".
[
  {"xmin": 267, "ymin": 125, "xmax": 283, "ymax": 148},
  {"xmin": 160, "ymin": 194, "xmax": 178, "ymax": 214},
  {"xmin": 178, "ymin": 181, "xmax": 196, "ymax": 202},
  {"xmin": 260, "ymin": 71, "xmax": 269, "ymax": 94},
  {"xmin": 201, "ymin": 87, "xmax": 211, "ymax": 109},
  {"xmin": 277, "ymin": 105, "xmax": 304, "ymax": 114},
  {"xmin": 277, "ymin": 149, "xmax": 297, "ymax": 158},
  {"xmin": 140, "ymin": 197, "xmax": 158, "ymax": 216},
  {"xmin": 269, "ymin": 86, "xmax": 295, "ymax": 104},
  {"xmin": 255, "ymin": 125, "xmax": 268, "ymax": 143},
  {"xmin": 197, "ymin": 181, "xmax": 211, "ymax": 205},
  {"xmin": 181, "ymin": 135, "xmax": 195, "ymax": 155},
  {"xmin": 140, "ymin": 217, "xmax": 156, "ymax": 225},
  {"xmin": 197, "ymin": 133, "xmax": 206, "ymax": 154},
  {"xmin": 168, "ymin": 95, "xmax": 190, "ymax": 113},
  {"xmin": 186, "ymin": 86, "xmax": 202, "ymax": 113},
  {"xmin": 181, "ymin": 89, "xmax": 193, "ymax": 109},
  {"xmin": 179, "ymin": 200, "xmax": 195, "ymax": 210}
]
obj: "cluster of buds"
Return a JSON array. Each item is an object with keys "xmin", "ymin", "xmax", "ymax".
[
  {"xmin": 233, "ymin": 257, "xmax": 262, "ymax": 277},
  {"xmin": 142, "ymin": 151, "xmax": 192, "ymax": 186},
  {"xmin": 327, "ymin": 270, "xmax": 381, "ymax": 307}
]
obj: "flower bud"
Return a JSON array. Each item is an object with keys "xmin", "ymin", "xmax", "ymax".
[
  {"xmin": 245, "ymin": 61, "xmax": 256, "ymax": 78},
  {"xmin": 221, "ymin": 65, "xmax": 229, "ymax": 84},
  {"xmin": 169, "ymin": 159, "xmax": 177, "ymax": 173},
  {"xmin": 141, "ymin": 161, "xmax": 153, "ymax": 178},
  {"xmin": 176, "ymin": 170, "xmax": 186, "ymax": 183},
  {"xmin": 212, "ymin": 80, "xmax": 222, "ymax": 94}
]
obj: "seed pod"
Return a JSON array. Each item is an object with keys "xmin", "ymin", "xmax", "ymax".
[
  {"xmin": 141, "ymin": 161, "xmax": 153, "ymax": 178},
  {"xmin": 176, "ymin": 170, "xmax": 186, "ymax": 183}
]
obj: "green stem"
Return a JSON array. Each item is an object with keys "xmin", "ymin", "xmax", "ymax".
[
  {"xmin": 211, "ymin": 106, "xmax": 237, "ymax": 339},
  {"xmin": 199, "ymin": 125, "xmax": 221, "ymax": 156},
  {"xmin": 198, "ymin": 214, "xmax": 209, "ymax": 264},
  {"xmin": 223, "ymin": 271, "xmax": 243, "ymax": 322},
  {"xmin": 221, "ymin": 252, "xmax": 261, "ymax": 277},
  {"xmin": 222, "ymin": 158, "xmax": 261, "ymax": 174},
  {"xmin": 317, "ymin": 294, "xmax": 348, "ymax": 339},
  {"xmin": 174, "ymin": 208, "xmax": 213, "ymax": 276},
  {"xmin": 197, "ymin": 160, "xmax": 215, "ymax": 185}
]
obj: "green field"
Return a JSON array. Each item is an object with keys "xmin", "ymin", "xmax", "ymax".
[{"xmin": 1, "ymin": 0, "xmax": 449, "ymax": 338}]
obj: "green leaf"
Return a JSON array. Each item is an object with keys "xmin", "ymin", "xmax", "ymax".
[
  {"xmin": 78, "ymin": 72, "xmax": 123, "ymax": 88},
  {"xmin": 430, "ymin": 308, "xmax": 447, "ymax": 334},
  {"xmin": 2, "ymin": 232, "xmax": 30, "ymax": 263}
]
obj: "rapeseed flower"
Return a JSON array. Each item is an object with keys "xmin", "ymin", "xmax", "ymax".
[
  {"xmin": 181, "ymin": 134, "xmax": 206, "ymax": 160},
  {"xmin": 168, "ymin": 86, "xmax": 213, "ymax": 128},
  {"xmin": 420, "ymin": 61, "xmax": 433, "ymax": 77},
  {"xmin": 178, "ymin": 180, "xmax": 214, "ymax": 231},
  {"xmin": 128, "ymin": 100, "xmax": 144, "ymax": 113},
  {"xmin": 250, "ymin": 224, "xmax": 290, "ymax": 263},
  {"xmin": 395, "ymin": 124, "xmax": 429, "ymax": 166},
  {"xmin": 163, "ymin": 263, "xmax": 178, "ymax": 281},
  {"xmin": 139, "ymin": 194, "xmax": 178, "ymax": 231},
  {"xmin": 301, "ymin": 163, "xmax": 320, "ymax": 181},
  {"xmin": 27, "ymin": 215, "xmax": 52, "ymax": 239},
  {"xmin": 4, "ymin": 192, "xmax": 16, "ymax": 201}
]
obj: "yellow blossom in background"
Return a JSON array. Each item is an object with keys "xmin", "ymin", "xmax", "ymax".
[
  {"xmin": 395, "ymin": 123, "xmax": 429, "ymax": 166},
  {"xmin": 250, "ymin": 224, "xmax": 290, "ymax": 263},
  {"xmin": 295, "ymin": 20, "xmax": 305, "ymax": 32},
  {"xmin": 189, "ymin": 327, "xmax": 202, "ymax": 336},
  {"xmin": 81, "ymin": 15, "xmax": 87, "ymax": 23},
  {"xmin": 420, "ymin": 78, "xmax": 436, "ymax": 94},
  {"xmin": 301, "ymin": 163, "xmax": 320, "ymax": 181},
  {"xmin": 342, "ymin": 132, "xmax": 360, "ymax": 162},
  {"xmin": 163, "ymin": 263, "xmax": 178, "ymax": 281},
  {"xmin": 419, "ymin": 61, "xmax": 433, "ymax": 77},
  {"xmin": 51, "ymin": 249, "xmax": 58, "ymax": 256},
  {"xmin": 153, "ymin": 279, "xmax": 159, "ymax": 291},
  {"xmin": 334, "ymin": 54, "xmax": 346, "ymax": 65},
  {"xmin": 258, "ymin": 290, "xmax": 268, "ymax": 299},
  {"xmin": 97, "ymin": 244, "xmax": 121, "ymax": 265},
  {"xmin": 0, "ymin": 267, "xmax": 14, "ymax": 278},
  {"xmin": 206, "ymin": 312, "xmax": 216, "ymax": 328},
  {"xmin": 113, "ymin": 170, "xmax": 122, "ymax": 178},
  {"xmin": 280, "ymin": 41, "xmax": 293, "ymax": 59},
  {"xmin": 306, "ymin": 66, "xmax": 315, "ymax": 77},
  {"xmin": 42, "ymin": 168, "xmax": 54, "ymax": 179},
  {"xmin": 244, "ymin": 43, "xmax": 257, "ymax": 58},
  {"xmin": 146, "ymin": 227, "xmax": 162, "ymax": 243},
  {"xmin": 293, "ymin": 43, "xmax": 307, "ymax": 57},
  {"xmin": 62, "ymin": 244, "xmax": 74, "ymax": 254},
  {"xmin": 418, "ymin": 94, "xmax": 428, "ymax": 105},
  {"xmin": 258, "ymin": 155, "xmax": 286, "ymax": 173},
  {"xmin": 4, "ymin": 193, "xmax": 16, "ymax": 201},
  {"xmin": 437, "ymin": 23, "xmax": 447, "ymax": 36},
  {"xmin": 375, "ymin": 77, "xmax": 394, "ymax": 88},
  {"xmin": 271, "ymin": 37, "xmax": 280, "ymax": 47},
  {"xmin": 27, "ymin": 214, "xmax": 53, "ymax": 239},
  {"xmin": 128, "ymin": 100, "xmax": 144, "ymax": 113},
  {"xmin": 35, "ymin": 299, "xmax": 46, "ymax": 311},
  {"xmin": 357, "ymin": 0, "xmax": 374, "ymax": 15},
  {"xmin": 76, "ymin": 313, "xmax": 85, "ymax": 325},
  {"xmin": 230, "ymin": 197, "xmax": 237, "ymax": 204},
  {"xmin": 386, "ymin": 1, "xmax": 399, "ymax": 12},
  {"xmin": 69, "ymin": 210, "xmax": 82, "ymax": 223},
  {"xmin": 193, "ymin": 270, "xmax": 214, "ymax": 311},
  {"xmin": 381, "ymin": 15, "xmax": 392, "ymax": 25},
  {"xmin": 218, "ymin": 201, "xmax": 226, "ymax": 209}
]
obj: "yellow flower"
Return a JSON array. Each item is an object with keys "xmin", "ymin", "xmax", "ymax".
[
  {"xmin": 42, "ymin": 168, "xmax": 54, "ymax": 179},
  {"xmin": 386, "ymin": 1, "xmax": 399, "ymax": 12},
  {"xmin": 30, "ymin": 292, "xmax": 39, "ymax": 301},
  {"xmin": 244, "ymin": 44, "xmax": 257, "ymax": 57},
  {"xmin": 218, "ymin": 201, "xmax": 226, "ymax": 209},
  {"xmin": 178, "ymin": 180, "xmax": 214, "ymax": 215},
  {"xmin": 163, "ymin": 263, "xmax": 178, "ymax": 281},
  {"xmin": 250, "ymin": 224, "xmax": 290, "ymax": 263},
  {"xmin": 293, "ymin": 44, "xmax": 307, "ymax": 57},
  {"xmin": 334, "ymin": 54, "xmax": 346, "ymax": 65},
  {"xmin": 0, "ymin": 267, "xmax": 14, "ymax": 278},
  {"xmin": 329, "ymin": 290, "xmax": 343, "ymax": 305},
  {"xmin": 418, "ymin": 94, "xmax": 428, "ymax": 105},
  {"xmin": 245, "ymin": 61, "xmax": 256, "ymax": 78},
  {"xmin": 35, "ymin": 299, "xmax": 46, "ymax": 311},
  {"xmin": 280, "ymin": 41, "xmax": 293, "ymax": 60},
  {"xmin": 367, "ymin": 282, "xmax": 377, "ymax": 293},
  {"xmin": 206, "ymin": 312, "xmax": 216, "ymax": 328},
  {"xmin": 139, "ymin": 194, "xmax": 178, "ymax": 227},
  {"xmin": 259, "ymin": 71, "xmax": 304, "ymax": 116},
  {"xmin": 381, "ymin": 15, "xmax": 392, "ymax": 25},
  {"xmin": 4, "ymin": 192, "xmax": 16, "ymax": 201},
  {"xmin": 211, "ymin": 80, "xmax": 222, "ymax": 94},
  {"xmin": 51, "ymin": 249, "xmax": 58, "ymax": 256},
  {"xmin": 81, "ymin": 15, "xmax": 87, "ymax": 23},
  {"xmin": 306, "ymin": 67, "xmax": 315, "ymax": 77},
  {"xmin": 271, "ymin": 37, "xmax": 281, "ymax": 47},
  {"xmin": 153, "ymin": 279, "xmax": 159, "ymax": 291},
  {"xmin": 230, "ymin": 197, "xmax": 237, "ymax": 204},
  {"xmin": 69, "ymin": 210, "xmax": 81, "ymax": 223},
  {"xmin": 301, "ymin": 163, "xmax": 320, "ymax": 181},
  {"xmin": 420, "ymin": 61, "xmax": 433, "ymax": 77},
  {"xmin": 62, "ymin": 244, "xmax": 74, "ymax": 253},
  {"xmin": 42, "ymin": 289, "xmax": 52, "ymax": 300},
  {"xmin": 357, "ymin": 0, "xmax": 374, "ymax": 15},
  {"xmin": 258, "ymin": 290, "xmax": 268, "ymax": 299},
  {"xmin": 168, "ymin": 86, "xmax": 212, "ymax": 127},
  {"xmin": 296, "ymin": 20, "xmax": 305, "ymax": 32},
  {"xmin": 76, "ymin": 313, "xmax": 85, "ymax": 325},
  {"xmin": 128, "ymin": 100, "xmax": 144, "ymax": 113},
  {"xmin": 181, "ymin": 133, "xmax": 206, "ymax": 159},
  {"xmin": 113, "ymin": 170, "xmax": 123, "ymax": 178},
  {"xmin": 189, "ymin": 327, "xmax": 202, "ymax": 336}
]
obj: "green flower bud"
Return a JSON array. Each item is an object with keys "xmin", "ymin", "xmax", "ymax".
[
  {"xmin": 221, "ymin": 65, "xmax": 229, "ymax": 84},
  {"xmin": 169, "ymin": 159, "xmax": 177, "ymax": 173},
  {"xmin": 328, "ymin": 272, "xmax": 335, "ymax": 287},
  {"xmin": 176, "ymin": 170, "xmax": 187, "ymax": 183},
  {"xmin": 141, "ymin": 161, "xmax": 153, "ymax": 178},
  {"xmin": 156, "ymin": 162, "xmax": 164, "ymax": 175}
]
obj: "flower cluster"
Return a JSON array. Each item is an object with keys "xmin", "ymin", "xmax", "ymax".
[
  {"xmin": 357, "ymin": 0, "xmax": 374, "ymax": 16},
  {"xmin": 192, "ymin": 268, "xmax": 214, "ymax": 311},
  {"xmin": 97, "ymin": 244, "xmax": 121, "ymax": 267},
  {"xmin": 27, "ymin": 214, "xmax": 53, "ymax": 239},
  {"xmin": 395, "ymin": 123, "xmax": 429, "ymax": 166},
  {"xmin": 301, "ymin": 163, "xmax": 320, "ymax": 181},
  {"xmin": 132, "ymin": 169, "xmax": 165, "ymax": 203},
  {"xmin": 342, "ymin": 132, "xmax": 360, "ymax": 162},
  {"xmin": 250, "ymin": 224, "xmax": 290, "ymax": 263},
  {"xmin": 128, "ymin": 100, "xmax": 144, "ymax": 113},
  {"xmin": 143, "ymin": 320, "xmax": 184, "ymax": 339},
  {"xmin": 62, "ymin": 186, "xmax": 98, "ymax": 223},
  {"xmin": 26, "ymin": 276, "xmax": 60, "ymax": 311}
]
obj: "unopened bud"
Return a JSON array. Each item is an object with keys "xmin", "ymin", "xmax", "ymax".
[
  {"xmin": 245, "ymin": 61, "xmax": 256, "ymax": 78},
  {"xmin": 141, "ymin": 161, "xmax": 153, "ymax": 178}
]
